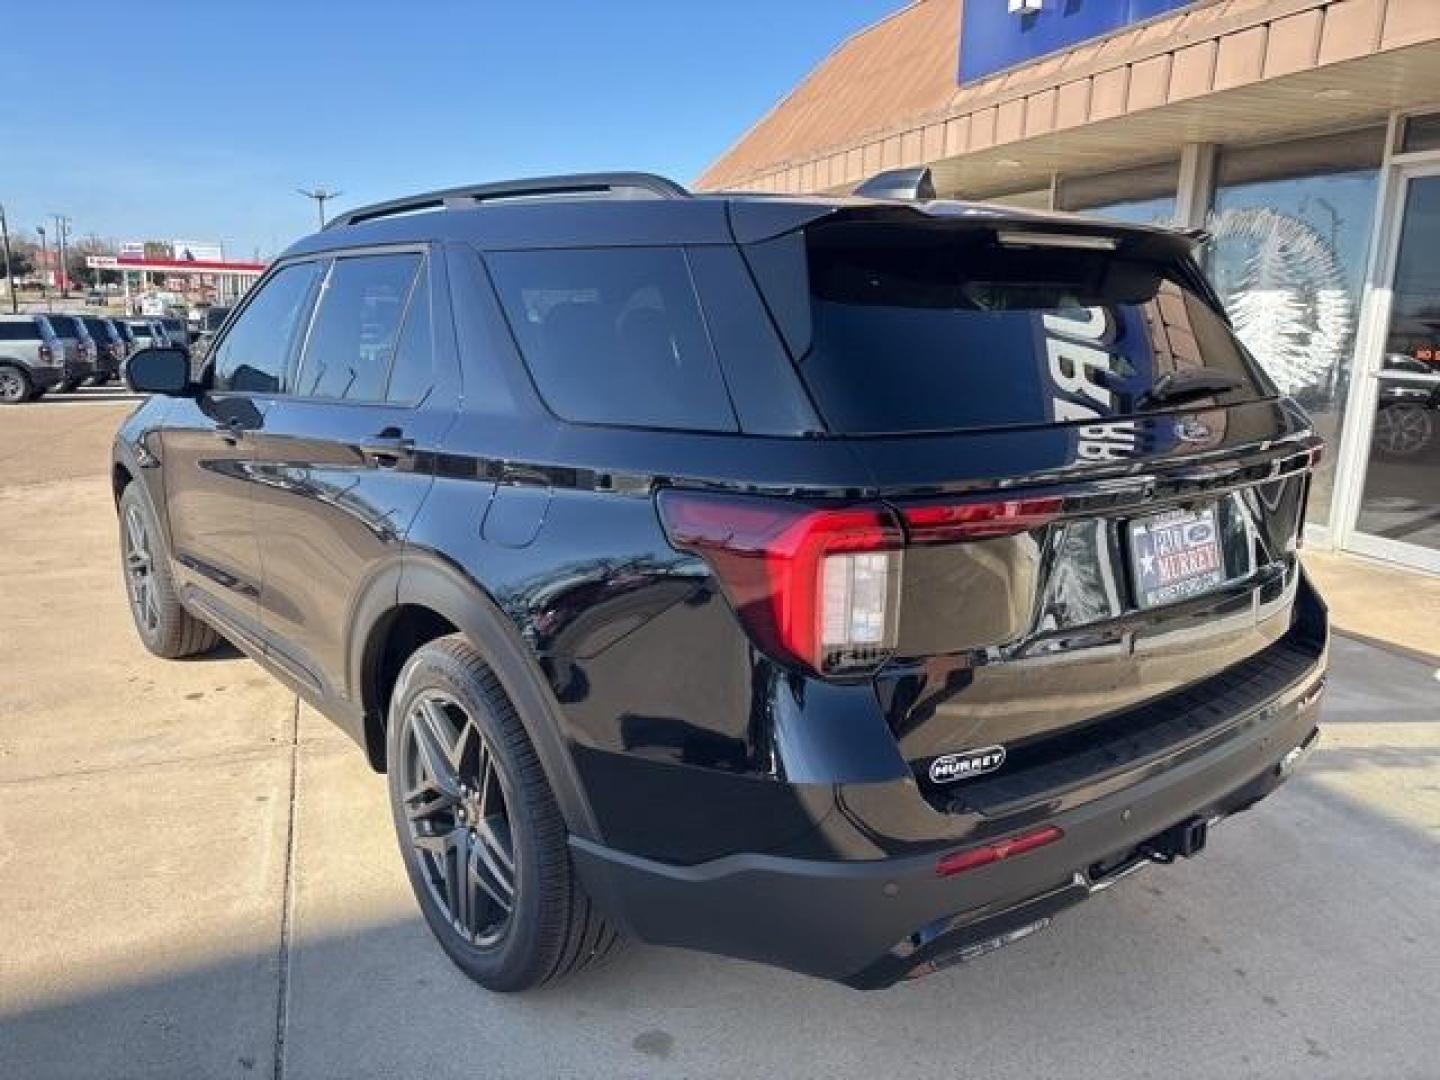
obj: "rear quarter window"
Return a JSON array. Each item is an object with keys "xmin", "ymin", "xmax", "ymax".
[
  {"xmin": 486, "ymin": 246, "xmax": 737, "ymax": 432},
  {"xmin": 0, "ymin": 322, "xmax": 40, "ymax": 341}
]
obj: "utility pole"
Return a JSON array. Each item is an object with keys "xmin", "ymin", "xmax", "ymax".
[
  {"xmin": 36, "ymin": 224, "xmax": 48, "ymax": 304},
  {"xmin": 0, "ymin": 203, "xmax": 16, "ymax": 314},
  {"xmin": 297, "ymin": 187, "xmax": 341, "ymax": 229},
  {"xmin": 50, "ymin": 213, "xmax": 71, "ymax": 298}
]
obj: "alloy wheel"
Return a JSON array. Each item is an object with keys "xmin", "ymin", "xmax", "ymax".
[
  {"xmin": 1373, "ymin": 404, "xmax": 1433, "ymax": 457},
  {"xmin": 122, "ymin": 505, "xmax": 161, "ymax": 634},
  {"xmin": 0, "ymin": 368, "xmax": 25, "ymax": 403},
  {"xmin": 401, "ymin": 691, "xmax": 517, "ymax": 947}
]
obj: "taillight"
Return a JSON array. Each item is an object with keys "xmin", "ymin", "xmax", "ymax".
[
  {"xmin": 657, "ymin": 491, "xmax": 903, "ymax": 675},
  {"xmin": 38, "ymin": 344, "xmax": 52, "ymax": 362},
  {"xmin": 659, "ymin": 490, "xmax": 1063, "ymax": 676},
  {"xmin": 902, "ymin": 496, "xmax": 1062, "ymax": 543}
]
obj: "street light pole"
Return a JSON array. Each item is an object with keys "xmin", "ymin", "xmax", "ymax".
[
  {"xmin": 0, "ymin": 203, "xmax": 16, "ymax": 314},
  {"xmin": 297, "ymin": 187, "xmax": 341, "ymax": 229}
]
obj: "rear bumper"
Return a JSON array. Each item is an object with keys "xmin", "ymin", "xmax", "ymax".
[
  {"xmin": 572, "ymin": 658, "xmax": 1326, "ymax": 988},
  {"xmin": 63, "ymin": 358, "xmax": 95, "ymax": 382},
  {"xmin": 31, "ymin": 366, "xmax": 63, "ymax": 391}
]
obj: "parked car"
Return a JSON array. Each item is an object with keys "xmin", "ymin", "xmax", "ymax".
[
  {"xmin": 124, "ymin": 318, "xmax": 165, "ymax": 350},
  {"xmin": 189, "ymin": 305, "xmax": 230, "ymax": 363},
  {"xmin": 159, "ymin": 316, "xmax": 192, "ymax": 352},
  {"xmin": 0, "ymin": 313, "xmax": 66, "ymax": 402},
  {"xmin": 81, "ymin": 316, "xmax": 126, "ymax": 384},
  {"xmin": 114, "ymin": 170, "xmax": 1328, "ymax": 993},
  {"xmin": 41, "ymin": 313, "xmax": 98, "ymax": 392},
  {"xmin": 111, "ymin": 318, "xmax": 138, "ymax": 356}
]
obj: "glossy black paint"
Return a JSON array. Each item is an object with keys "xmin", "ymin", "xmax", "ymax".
[{"xmin": 113, "ymin": 186, "xmax": 1329, "ymax": 985}]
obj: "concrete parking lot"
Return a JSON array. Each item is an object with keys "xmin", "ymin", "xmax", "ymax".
[{"xmin": 1, "ymin": 391, "xmax": 1438, "ymax": 1080}]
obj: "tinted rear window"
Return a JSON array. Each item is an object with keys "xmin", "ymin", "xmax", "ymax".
[
  {"xmin": 0, "ymin": 321, "xmax": 41, "ymax": 340},
  {"xmin": 48, "ymin": 315, "xmax": 83, "ymax": 337},
  {"xmin": 487, "ymin": 247, "xmax": 737, "ymax": 432},
  {"xmin": 752, "ymin": 221, "xmax": 1267, "ymax": 436}
]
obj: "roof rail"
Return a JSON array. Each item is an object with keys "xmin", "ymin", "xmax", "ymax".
[{"xmin": 325, "ymin": 172, "xmax": 690, "ymax": 230}]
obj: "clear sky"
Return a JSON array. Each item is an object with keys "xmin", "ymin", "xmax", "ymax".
[{"xmin": 0, "ymin": 0, "xmax": 901, "ymax": 260}]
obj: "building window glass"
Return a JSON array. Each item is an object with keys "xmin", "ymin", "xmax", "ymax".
[
  {"xmin": 1206, "ymin": 128, "xmax": 1385, "ymax": 528},
  {"xmin": 1400, "ymin": 111, "xmax": 1440, "ymax": 155},
  {"xmin": 1057, "ymin": 160, "xmax": 1179, "ymax": 225}
]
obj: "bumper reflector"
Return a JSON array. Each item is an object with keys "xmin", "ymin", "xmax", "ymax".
[{"xmin": 935, "ymin": 825, "xmax": 1064, "ymax": 877}]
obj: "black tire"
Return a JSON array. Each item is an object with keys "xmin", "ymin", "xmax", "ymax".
[
  {"xmin": 0, "ymin": 364, "xmax": 32, "ymax": 404},
  {"xmin": 386, "ymin": 635, "xmax": 621, "ymax": 991},
  {"xmin": 118, "ymin": 483, "xmax": 221, "ymax": 658}
]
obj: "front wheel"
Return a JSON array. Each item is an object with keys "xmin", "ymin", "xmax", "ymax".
[
  {"xmin": 118, "ymin": 483, "xmax": 221, "ymax": 658},
  {"xmin": 386, "ymin": 635, "xmax": 620, "ymax": 991}
]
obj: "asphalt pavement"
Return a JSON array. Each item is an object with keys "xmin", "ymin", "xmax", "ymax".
[{"xmin": 1, "ymin": 389, "xmax": 1437, "ymax": 1079}]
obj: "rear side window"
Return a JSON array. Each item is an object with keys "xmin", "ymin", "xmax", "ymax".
[
  {"xmin": 295, "ymin": 253, "xmax": 421, "ymax": 401},
  {"xmin": 751, "ymin": 221, "xmax": 1267, "ymax": 436},
  {"xmin": 213, "ymin": 262, "xmax": 321, "ymax": 393},
  {"xmin": 0, "ymin": 322, "xmax": 40, "ymax": 341},
  {"xmin": 487, "ymin": 247, "xmax": 737, "ymax": 431},
  {"xmin": 48, "ymin": 315, "xmax": 85, "ymax": 338}
]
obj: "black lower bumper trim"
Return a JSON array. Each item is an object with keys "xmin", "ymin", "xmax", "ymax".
[{"xmin": 573, "ymin": 697, "xmax": 1324, "ymax": 988}]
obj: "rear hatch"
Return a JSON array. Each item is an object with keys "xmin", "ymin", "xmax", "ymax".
[{"xmin": 738, "ymin": 206, "xmax": 1322, "ymax": 802}]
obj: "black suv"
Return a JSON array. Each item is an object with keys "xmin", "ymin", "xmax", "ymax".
[{"xmin": 114, "ymin": 171, "xmax": 1327, "ymax": 992}]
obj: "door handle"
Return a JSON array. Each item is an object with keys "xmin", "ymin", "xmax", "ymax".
[
  {"xmin": 359, "ymin": 434, "xmax": 415, "ymax": 467},
  {"xmin": 212, "ymin": 419, "xmax": 244, "ymax": 444}
]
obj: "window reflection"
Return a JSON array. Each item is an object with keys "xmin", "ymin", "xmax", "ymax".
[
  {"xmin": 1356, "ymin": 175, "xmax": 1440, "ymax": 554},
  {"xmin": 1205, "ymin": 130, "xmax": 1384, "ymax": 528}
]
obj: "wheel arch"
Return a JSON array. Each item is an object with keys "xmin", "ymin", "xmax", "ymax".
[{"xmin": 354, "ymin": 552, "xmax": 602, "ymax": 843}]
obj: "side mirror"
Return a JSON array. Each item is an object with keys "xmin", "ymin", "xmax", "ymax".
[{"xmin": 126, "ymin": 347, "xmax": 193, "ymax": 396}]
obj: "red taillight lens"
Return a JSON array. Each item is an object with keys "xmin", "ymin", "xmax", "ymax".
[
  {"xmin": 935, "ymin": 825, "xmax": 1064, "ymax": 877},
  {"xmin": 902, "ymin": 496, "xmax": 1063, "ymax": 543},
  {"xmin": 657, "ymin": 491, "xmax": 903, "ymax": 675},
  {"xmin": 38, "ymin": 344, "xmax": 52, "ymax": 362}
]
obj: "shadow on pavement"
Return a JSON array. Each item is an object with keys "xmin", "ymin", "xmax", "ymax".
[{"xmin": 4, "ymin": 764, "xmax": 1438, "ymax": 1080}]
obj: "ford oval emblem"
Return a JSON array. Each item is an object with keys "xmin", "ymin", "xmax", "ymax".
[
  {"xmin": 929, "ymin": 745, "xmax": 1007, "ymax": 784},
  {"xmin": 1175, "ymin": 416, "xmax": 1213, "ymax": 443}
]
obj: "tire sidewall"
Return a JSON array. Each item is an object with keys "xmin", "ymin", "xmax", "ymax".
[
  {"xmin": 386, "ymin": 644, "xmax": 553, "ymax": 989},
  {"xmin": 118, "ymin": 483, "xmax": 177, "ymax": 653},
  {"xmin": 0, "ymin": 364, "xmax": 31, "ymax": 404}
]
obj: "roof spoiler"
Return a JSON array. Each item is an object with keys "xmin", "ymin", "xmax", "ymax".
[
  {"xmin": 852, "ymin": 166, "xmax": 936, "ymax": 201},
  {"xmin": 326, "ymin": 172, "xmax": 690, "ymax": 230}
]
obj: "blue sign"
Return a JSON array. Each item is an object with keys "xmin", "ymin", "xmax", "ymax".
[{"xmin": 959, "ymin": 0, "xmax": 1193, "ymax": 85}]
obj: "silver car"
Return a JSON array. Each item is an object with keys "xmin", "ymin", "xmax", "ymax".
[
  {"xmin": 0, "ymin": 314, "xmax": 67, "ymax": 403},
  {"xmin": 40, "ymin": 313, "xmax": 99, "ymax": 392}
]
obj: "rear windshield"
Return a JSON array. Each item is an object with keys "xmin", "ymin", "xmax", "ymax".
[{"xmin": 748, "ymin": 221, "xmax": 1269, "ymax": 436}]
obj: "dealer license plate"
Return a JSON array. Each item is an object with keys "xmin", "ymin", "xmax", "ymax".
[{"xmin": 1128, "ymin": 506, "xmax": 1227, "ymax": 609}]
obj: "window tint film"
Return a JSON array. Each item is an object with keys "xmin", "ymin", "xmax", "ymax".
[
  {"xmin": 296, "ymin": 254, "xmax": 420, "ymax": 401},
  {"xmin": 213, "ymin": 262, "xmax": 321, "ymax": 393},
  {"xmin": 487, "ymin": 247, "xmax": 736, "ymax": 431},
  {"xmin": 755, "ymin": 221, "xmax": 1266, "ymax": 437},
  {"xmin": 47, "ymin": 315, "xmax": 84, "ymax": 338},
  {"xmin": 0, "ymin": 322, "xmax": 40, "ymax": 340},
  {"xmin": 387, "ymin": 266, "xmax": 432, "ymax": 404}
]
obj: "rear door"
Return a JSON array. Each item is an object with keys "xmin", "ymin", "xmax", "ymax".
[
  {"xmin": 251, "ymin": 247, "xmax": 457, "ymax": 701},
  {"xmin": 739, "ymin": 212, "xmax": 1320, "ymax": 785}
]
